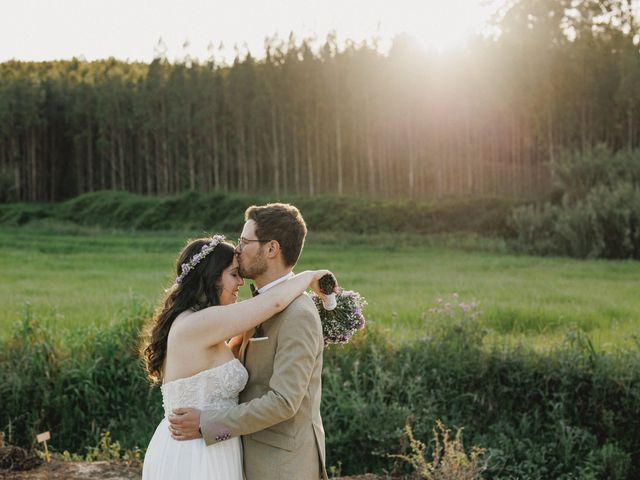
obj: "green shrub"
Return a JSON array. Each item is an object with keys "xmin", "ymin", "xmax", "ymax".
[
  {"xmin": 0, "ymin": 203, "xmax": 52, "ymax": 226},
  {"xmin": 0, "ymin": 300, "xmax": 162, "ymax": 454},
  {"xmin": 321, "ymin": 299, "xmax": 640, "ymax": 478},
  {"xmin": 1, "ymin": 299, "xmax": 639, "ymax": 479},
  {"xmin": 551, "ymin": 144, "xmax": 640, "ymax": 199},
  {"xmin": 1, "ymin": 190, "xmax": 518, "ymax": 236},
  {"xmin": 56, "ymin": 190, "xmax": 157, "ymax": 229},
  {"xmin": 511, "ymin": 146, "xmax": 640, "ymax": 259}
]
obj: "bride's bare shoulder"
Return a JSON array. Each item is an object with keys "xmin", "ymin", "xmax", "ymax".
[
  {"xmin": 169, "ymin": 304, "xmax": 227, "ymax": 339},
  {"xmin": 168, "ymin": 309, "xmax": 196, "ymax": 339}
]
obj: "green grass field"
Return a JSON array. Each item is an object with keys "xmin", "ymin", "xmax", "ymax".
[{"xmin": 1, "ymin": 226, "xmax": 639, "ymax": 349}]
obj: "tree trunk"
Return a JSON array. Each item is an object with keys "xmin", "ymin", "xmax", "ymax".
[
  {"xmin": 271, "ymin": 106, "xmax": 280, "ymax": 195},
  {"xmin": 305, "ymin": 119, "xmax": 314, "ymax": 196},
  {"xmin": 335, "ymin": 112, "xmax": 343, "ymax": 195}
]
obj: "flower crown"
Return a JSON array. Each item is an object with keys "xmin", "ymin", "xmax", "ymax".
[{"xmin": 176, "ymin": 235, "xmax": 225, "ymax": 284}]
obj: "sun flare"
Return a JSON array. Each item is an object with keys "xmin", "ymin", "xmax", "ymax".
[{"xmin": 381, "ymin": 0, "xmax": 494, "ymax": 52}]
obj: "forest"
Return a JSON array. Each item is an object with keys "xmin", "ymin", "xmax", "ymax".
[{"xmin": 0, "ymin": 0, "xmax": 638, "ymax": 203}]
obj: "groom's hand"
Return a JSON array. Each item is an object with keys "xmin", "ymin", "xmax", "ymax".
[{"xmin": 168, "ymin": 408, "xmax": 202, "ymax": 441}]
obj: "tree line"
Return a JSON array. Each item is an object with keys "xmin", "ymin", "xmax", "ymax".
[{"xmin": 0, "ymin": 0, "xmax": 638, "ymax": 202}]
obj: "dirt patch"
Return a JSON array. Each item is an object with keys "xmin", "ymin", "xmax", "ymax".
[
  {"xmin": 336, "ymin": 476, "xmax": 393, "ymax": 480},
  {"xmin": 0, "ymin": 461, "xmax": 141, "ymax": 479},
  {"xmin": 0, "ymin": 461, "xmax": 394, "ymax": 479}
]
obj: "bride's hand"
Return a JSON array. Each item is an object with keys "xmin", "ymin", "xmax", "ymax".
[
  {"xmin": 227, "ymin": 335, "xmax": 244, "ymax": 359},
  {"xmin": 308, "ymin": 270, "xmax": 338, "ymax": 297}
]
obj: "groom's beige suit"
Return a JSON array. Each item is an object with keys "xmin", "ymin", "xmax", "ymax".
[{"xmin": 201, "ymin": 292, "xmax": 329, "ymax": 480}]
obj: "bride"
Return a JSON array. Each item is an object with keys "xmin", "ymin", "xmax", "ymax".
[{"xmin": 140, "ymin": 234, "xmax": 332, "ymax": 479}]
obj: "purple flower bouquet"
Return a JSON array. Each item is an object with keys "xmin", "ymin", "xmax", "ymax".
[{"xmin": 311, "ymin": 288, "xmax": 367, "ymax": 346}]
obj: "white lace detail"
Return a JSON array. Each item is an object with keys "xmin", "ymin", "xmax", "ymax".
[{"xmin": 161, "ymin": 359, "xmax": 248, "ymax": 418}]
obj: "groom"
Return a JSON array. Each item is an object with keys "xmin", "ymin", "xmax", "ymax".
[{"xmin": 169, "ymin": 203, "xmax": 329, "ymax": 480}]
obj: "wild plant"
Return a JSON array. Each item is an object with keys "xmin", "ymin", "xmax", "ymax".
[{"xmin": 389, "ymin": 420, "xmax": 486, "ymax": 480}]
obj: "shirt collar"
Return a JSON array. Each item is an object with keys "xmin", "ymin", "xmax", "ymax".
[{"xmin": 257, "ymin": 271, "xmax": 295, "ymax": 294}]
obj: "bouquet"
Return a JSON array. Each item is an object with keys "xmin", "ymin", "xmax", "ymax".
[{"xmin": 311, "ymin": 274, "xmax": 367, "ymax": 346}]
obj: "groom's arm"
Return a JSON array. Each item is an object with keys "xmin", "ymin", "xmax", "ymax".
[{"xmin": 200, "ymin": 305, "xmax": 321, "ymax": 445}]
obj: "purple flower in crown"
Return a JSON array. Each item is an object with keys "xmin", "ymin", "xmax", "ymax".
[{"xmin": 176, "ymin": 234, "xmax": 225, "ymax": 284}]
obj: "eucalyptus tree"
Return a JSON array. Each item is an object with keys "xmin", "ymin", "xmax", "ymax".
[{"xmin": 1, "ymin": 1, "xmax": 639, "ymax": 202}]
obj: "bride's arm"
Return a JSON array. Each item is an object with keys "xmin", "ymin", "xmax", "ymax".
[{"xmin": 171, "ymin": 270, "xmax": 332, "ymax": 348}]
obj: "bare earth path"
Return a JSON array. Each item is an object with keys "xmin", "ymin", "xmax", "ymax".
[{"xmin": 0, "ymin": 461, "xmax": 390, "ymax": 479}]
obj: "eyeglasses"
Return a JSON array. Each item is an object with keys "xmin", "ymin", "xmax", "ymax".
[{"xmin": 237, "ymin": 237, "xmax": 270, "ymax": 250}]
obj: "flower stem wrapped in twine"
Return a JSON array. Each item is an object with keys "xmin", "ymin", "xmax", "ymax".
[{"xmin": 318, "ymin": 273, "xmax": 338, "ymax": 310}]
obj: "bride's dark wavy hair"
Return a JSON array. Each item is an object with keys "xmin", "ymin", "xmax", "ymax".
[{"xmin": 141, "ymin": 237, "xmax": 236, "ymax": 384}]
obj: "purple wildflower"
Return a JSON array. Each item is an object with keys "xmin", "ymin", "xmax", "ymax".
[{"xmin": 311, "ymin": 287, "xmax": 367, "ymax": 347}]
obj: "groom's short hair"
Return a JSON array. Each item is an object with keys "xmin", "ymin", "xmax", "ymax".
[{"xmin": 245, "ymin": 203, "xmax": 307, "ymax": 267}]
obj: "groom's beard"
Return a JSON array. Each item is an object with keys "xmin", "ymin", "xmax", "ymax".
[{"xmin": 238, "ymin": 250, "xmax": 268, "ymax": 280}]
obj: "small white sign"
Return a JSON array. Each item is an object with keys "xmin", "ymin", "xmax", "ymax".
[{"xmin": 36, "ymin": 431, "xmax": 51, "ymax": 463}]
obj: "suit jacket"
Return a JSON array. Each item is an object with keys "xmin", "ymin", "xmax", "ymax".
[{"xmin": 201, "ymin": 294, "xmax": 329, "ymax": 480}]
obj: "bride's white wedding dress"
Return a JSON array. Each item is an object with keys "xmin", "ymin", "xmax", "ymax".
[{"xmin": 142, "ymin": 358, "xmax": 248, "ymax": 479}]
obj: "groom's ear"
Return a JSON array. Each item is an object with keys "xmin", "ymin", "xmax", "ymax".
[{"xmin": 265, "ymin": 240, "xmax": 281, "ymax": 259}]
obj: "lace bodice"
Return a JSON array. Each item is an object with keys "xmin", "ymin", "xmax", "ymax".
[{"xmin": 161, "ymin": 359, "xmax": 248, "ymax": 418}]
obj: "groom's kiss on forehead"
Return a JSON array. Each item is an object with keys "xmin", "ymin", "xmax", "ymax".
[
  {"xmin": 235, "ymin": 203, "xmax": 307, "ymax": 286},
  {"xmin": 235, "ymin": 219, "xmax": 270, "ymax": 281}
]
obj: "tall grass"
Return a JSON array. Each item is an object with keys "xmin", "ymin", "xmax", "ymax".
[
  {"xmin": 1, "ymin": 301, "xmax": 638, "ymax": 479},
  {"xmin": 322, "ymin": 307, "xmax": 640, "ymax": 479},
  {"xmin": 2, "ymin": 227, "xmax": 639, "ymax": 349},
  {"xmin": 0, "ymin": 300, "xmax": 162, "ymax": 452}
]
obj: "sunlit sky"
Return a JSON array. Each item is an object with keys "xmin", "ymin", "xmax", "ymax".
[{"xmin": 0, "ymin": 0, "xmax": 496, "ymax": 64}]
